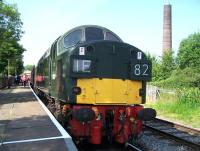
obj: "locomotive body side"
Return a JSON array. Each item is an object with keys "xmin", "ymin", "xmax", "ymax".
[{"xmin": 34, "ymin": 25, "xmax": 156, "ymax": 144}]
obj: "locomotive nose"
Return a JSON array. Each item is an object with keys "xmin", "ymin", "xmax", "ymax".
[{"xmin": 137, "ymin": 108, "xmax": 156, "ymax": 121}]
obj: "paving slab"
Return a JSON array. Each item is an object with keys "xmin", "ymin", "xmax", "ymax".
[
  {"xmin": 1, "ymin": 139, "xmax": 72, "ymax": 151},
  {"xmin": 0, "ymin": 86, "xmax": 77, "ymax": 151}
]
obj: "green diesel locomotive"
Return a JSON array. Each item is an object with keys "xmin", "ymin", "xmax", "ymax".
[{"xmin": 33, "ymin": 25, "xmax": 156, "ymax": 144}]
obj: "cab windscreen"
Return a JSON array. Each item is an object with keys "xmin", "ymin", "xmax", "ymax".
[{"xmin": 73, "ymin": 59, "xmax": 91, "ymax": 73}]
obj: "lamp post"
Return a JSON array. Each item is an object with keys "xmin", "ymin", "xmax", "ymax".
[
  {"xmin": 7, "ymin": 57, "xmax": 20, "ymax": 76},
  {"xmin": 7, "ymin": 59, "xmax": 11, "ymax": 88},
  {"xmin": 7, "ymin": 59, "xmax": 10, "ymax": 76}
]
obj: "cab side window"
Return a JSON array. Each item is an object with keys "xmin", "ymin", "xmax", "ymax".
[{"xmin": 64, "ymin": 29, "xmax": 82, "ymax": 48}]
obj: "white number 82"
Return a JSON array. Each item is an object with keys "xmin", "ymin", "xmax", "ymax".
[{"xmin": 134, "ymin": 64, "xmax": 149, "ymax": 76}]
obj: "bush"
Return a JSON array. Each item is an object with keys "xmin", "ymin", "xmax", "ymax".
[
  {"xmin": 146, "ymin": 88, "xmax": 200, "ymax": 128},
  {"xmin": 152, "ymin": 67, "xmax": 200, "ymax": 88},
  {"xmin": 177, "ymin": 88, "xmax": 200, "ymax": 108}
]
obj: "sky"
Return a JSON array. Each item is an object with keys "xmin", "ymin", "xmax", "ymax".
[{"xmin": 6, "ymin": 0, "xmax": 200, "ymax": 66}]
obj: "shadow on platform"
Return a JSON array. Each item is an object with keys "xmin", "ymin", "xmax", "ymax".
[{"xmin": 0, "ymin": 87, "xmax": 35, "ymax": 105}]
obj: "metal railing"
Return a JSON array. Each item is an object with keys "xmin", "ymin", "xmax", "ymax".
[
  {"xmin": 0, "ymin": 76, "xmax": 15, "ymax": 89},
  {"xmin": 0, "ymin": 76, "xmax": 7, "ymax": 89},
  {"xmin": 146, "ymin": 85, "xmax": 175, "ymax": 102}
]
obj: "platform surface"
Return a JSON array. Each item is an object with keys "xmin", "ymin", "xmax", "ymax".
[{"xmin": 0, "ymin": 86, "xmax": 77, "ymax": 151}]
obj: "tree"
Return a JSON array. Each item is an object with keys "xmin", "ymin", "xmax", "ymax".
[
  {"xmin": 160, "ymin": 50, "xmax": 176, "ymax": 79},
  {"xmin": 146, "ymin": 53, "xmax": 163, "ymax": 81},
  {"xmin": 177, "ymin": 32, "xmax": 200, "ymax": 69},
  {"xmin": 0, "ymin": 1, "xmax": 25, "ymax": 75},
  {"xmin": 148, "ymin": 51, "xmax": 176, "ymax": 82},
  {"xmin": 24, "ymin": 64, "xmax": 33, "ymax": 71}
]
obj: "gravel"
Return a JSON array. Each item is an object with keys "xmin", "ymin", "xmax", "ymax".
[{"xmin": 138, "ymin": 130, "xmax": 198, "ymax": 151}]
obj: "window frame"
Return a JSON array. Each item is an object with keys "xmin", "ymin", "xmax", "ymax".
[
  {"xmin": 63, "ymin": 29, "xmax": 83, "ymax": 48},
  {"xmin": 72, "ymin": 59, "xmax": 92, "ymax": 73},
  {"xmin": 70, "ymin": 55, "xmax": 96, "ymax": 78},
  {"xmin": 105, "ymin": 31, "xmax": 121, "ymax": 41},
  {"xmin": 85, "ymin": 27, "xmax": 104, "ymax": 42}
]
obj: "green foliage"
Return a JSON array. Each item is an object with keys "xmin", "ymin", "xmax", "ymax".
[
  {"xmin": 24, "ymin": 64, "xmax": 33, "ymax": 71},
  {"xmin": 147, "ymin": 33, "xmax": 200, "ymax": 128},
  {"xmin": 146, "ymin": 53, "xmax": 161, "ymax": 81},
  {"xmin": 147, "ymin": 51, "xmax": 176, "ymax": 82},
  {"xmin": 177, "ymin": 88, "xmax": 200, "ymax": 108},
  {"xmin": 177, "ymin": 32, "xmax": 200, "ymax": 69},
  {"xmin": 151, "ymin": 33, "xmax": 200, "ymax": 89},
  {"xmin": 151, "ymin": 58, "xmax": 162, "ymax": 81},
  {"xmin": 146, "ymin": 89, "xmax": 200, "ymax": 128},
  {"xmin": 160, "ymin": 51, "xmax": 176, "ymax": 79},
  {"xmin": 0, "ymin": 1, "xmax": 25, "ymax": 75},
  {"xmin": 153, "ymin": 67, "xmax": 200, "ymax": 88},
  {"xmin": 0, "ymin": 1, "xmax": 23, "ymax": 41}
]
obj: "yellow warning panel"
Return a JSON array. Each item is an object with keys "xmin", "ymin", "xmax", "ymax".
[{"xmin": 77, "ymin": 78, "xmax": 142, "ymax": 105}]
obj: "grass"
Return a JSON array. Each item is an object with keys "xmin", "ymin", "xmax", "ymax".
[{"xmin": 146, "ymin": 88, "xmax": 200, "ymax": 128}]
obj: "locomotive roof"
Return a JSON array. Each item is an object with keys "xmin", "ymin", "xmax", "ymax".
[
  {"xmin": 60, "ymin": 25, "xmax": 122, "ymax": 42},
  {"xmin": 37, "ymin": 25, "xmax": 123, "ymax": 65}
]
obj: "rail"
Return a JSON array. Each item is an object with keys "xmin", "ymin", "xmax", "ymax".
[{"xmin": 144, "ymin": 118, "xmax": 200, "ymax": 150}]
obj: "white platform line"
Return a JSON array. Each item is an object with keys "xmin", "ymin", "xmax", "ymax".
[
  {"xmin": 30, "ymin": 87, "xmax": 71, "ymax": 139},
  {"xmin": 30, "ymin": 87, "xmax": 78, "ymax": 151},
  {"xmin": 0, "ymin": 136, "xmax": 64, "ymax": 145}
]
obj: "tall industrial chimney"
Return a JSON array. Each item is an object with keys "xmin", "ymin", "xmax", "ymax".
[{"xmin": 162, "ymin": 1, "xmax": 172, "ymax": 53}]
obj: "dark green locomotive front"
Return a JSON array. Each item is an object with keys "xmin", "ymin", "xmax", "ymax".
[{"xmin": 34, "ymin": 25, "xmax": 156, "ymax": 144}]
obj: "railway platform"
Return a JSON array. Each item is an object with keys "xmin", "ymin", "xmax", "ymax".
[{"xmin": 0, "ymin": 85, "xmax": 77, "ymax": 151}]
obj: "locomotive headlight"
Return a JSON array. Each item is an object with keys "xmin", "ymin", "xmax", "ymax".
[{"xmin": 73, "ymin": 59, "xmax": 91, "ymax": 73}]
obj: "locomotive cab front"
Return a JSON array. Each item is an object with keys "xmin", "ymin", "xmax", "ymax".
[{"xmin": 60, "ymin": 26, "xmax": 156, "ymax": 143}]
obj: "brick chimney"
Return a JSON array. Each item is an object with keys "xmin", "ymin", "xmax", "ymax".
[{"xmin": 162, "ymin": 2, "xmax": 172, "ymax": 54}]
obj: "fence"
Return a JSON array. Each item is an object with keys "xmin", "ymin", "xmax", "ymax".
[
  {"xmin": 0, "ymin": 76, "xmax": 7, "ymax": 89},
  {"xmin": 146, "ymin": 85, "xmax": 176, "ymax": 102},
  {"xmin": 0, "ymin": 76, "xmax": 15, "ymax": 89},
  {"xmin": 146, "ymin": 85, "xmax": 160, "ymax": 102}
]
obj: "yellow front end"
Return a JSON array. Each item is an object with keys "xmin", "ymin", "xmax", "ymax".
[{"xmin": 76, "ymin": 78, "xmax": 142, "ymax": 105}]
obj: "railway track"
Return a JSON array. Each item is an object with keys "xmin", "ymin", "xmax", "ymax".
[
  {"xmin": 144, "ymin": 118, "xmax": 200, "ymax": 150},
  {"xmin": 76, "ymin": 142, "xmax": 143, "ymax": 151}
]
